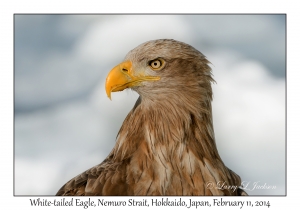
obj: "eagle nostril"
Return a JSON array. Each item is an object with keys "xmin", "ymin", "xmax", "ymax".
[{"xmin": 122, "ymin": 68, "xmax": 128, "ymax": 73}]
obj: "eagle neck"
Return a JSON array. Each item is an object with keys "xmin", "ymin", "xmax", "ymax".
[
  {"xmin": 111, "ymin": 92, "xmax": 222, "ymax": 164},
  {"xmin": 111, "ymin": 95, "xmax": 232, "ymax": 195},
  {"xmin": 139, "ymin": 94, "xmax": 221, "ymax": 161}
]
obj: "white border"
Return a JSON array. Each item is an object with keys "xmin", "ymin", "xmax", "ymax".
[{"xmin": 1, "ymin": 0, "xmax": 297, "ymax": 209}]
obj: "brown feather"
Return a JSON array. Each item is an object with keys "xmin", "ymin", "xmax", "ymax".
[{"xmin": 56, "ymin": 39, "xmax": 247, "ymax": 196}]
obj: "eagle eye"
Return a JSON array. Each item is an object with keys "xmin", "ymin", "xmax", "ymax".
[{"xmin": 149, "ymin": 58, "xmax": 165, "ymax": 70}]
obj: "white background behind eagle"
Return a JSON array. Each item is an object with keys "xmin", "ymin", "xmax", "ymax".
[{"xmin": 14, "ymin": 15, "xmax": 285, "ymax": 195}]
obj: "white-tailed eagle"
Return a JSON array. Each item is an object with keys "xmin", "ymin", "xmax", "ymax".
[{"xmin": 56, "ymin": 39, "xmax": 247, "ymax": 196}]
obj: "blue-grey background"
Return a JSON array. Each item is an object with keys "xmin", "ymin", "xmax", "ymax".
[{"xmin": 14, "ymin": 15, "xmax": 285, "ymax": 195}]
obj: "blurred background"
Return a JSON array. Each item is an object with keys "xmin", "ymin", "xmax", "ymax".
[{"xmin": 14, "ymin": 15, "xmax": 285, "ymax": 195}]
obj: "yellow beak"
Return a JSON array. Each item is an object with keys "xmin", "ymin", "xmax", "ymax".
[{"xmin": 105, "ymin": 61, "xmax": 160, "ymax": 99}]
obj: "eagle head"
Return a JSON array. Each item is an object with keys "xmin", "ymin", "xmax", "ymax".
[{"xmin": 105, "ymin": 39, "xmax": 213, "ymax": 101}]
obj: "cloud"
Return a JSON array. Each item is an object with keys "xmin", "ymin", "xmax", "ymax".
[
  {"xmin": 74, "ymin": 15, "xmax": 194, "ymax": 65},
  {"xmin": 209, "ymin": 50, "xmax": 285, "ymax": 195},
  {"xmin": 15, "ymin": 158, "xmax": 60, "ymax": 195}
]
